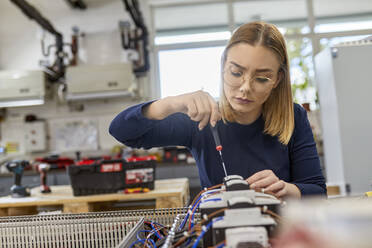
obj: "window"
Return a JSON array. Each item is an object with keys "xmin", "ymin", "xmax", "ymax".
[
  {"xmin": 313, "ymin": 0, "xmax": 372, "ymax": 33},
  {"xmin": 155, "ymin": 31, "xmax": 231, "ymax": 45},
  {"xmin": 320, "ymin": 35, "xmax": 371, "ymax": 48},
  {"xmin": 158, "ymin": 46, "xmax": 225, "ymax": 98},
  {"xmin": 315, "ymin": 20, "xmax": 372, "ymax": 33},
  {"xmin": 233, "ymin": 0, "xmax": 309, "ymax": 34},
  {"xmin": 287, "ymin": 38, "xmax": 317, "ymax": 108},
  {"xmin": 151, "ymin": 0, "xmax": 372, "ymax": 108}
]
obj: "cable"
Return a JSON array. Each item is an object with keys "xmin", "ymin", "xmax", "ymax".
[
  {"xmin": 179, "ymin": 187, "xmax": 222, "ymax": 231},
  {"xmin": 144, "ymin": 224, "xmax": 167, "ymax": 248},
  {"xmin": 191, "ymin": 216, "xmax": 224, "ymax": 248},
  {"xmin": 263, "ymin": 208, "xmax": 284, "ymax": 224},
  {"xmin": 187, "ymin": 194, "xmax": 205, "ymax": 230},
  {"xmin": 174, "ymin": 208, "xmax": 228, "ymax": 247},
  {"xmin": 129, "ymin": 239, "xmax": 146, "ymax": 248},
  {"xmin": 190, "ymin": 198, "xmax": 222, "ymax": 229},
  {"xmin": 150, "ymin": 221, "xmax": 165, "ymax": 228},
  {"xmin": 213, "ymin": 240, "xmax": 226, "ymax": 248},
  {"xmin": 191, "ymin": 184, "xmax": 223, "ymax": 207},
  {"xmin": 150, "ymin": 221, "xmax": 162, "ymax": 239},
  {"xmin": 131, "ymin": 220, "xmax": 168, "ymax": 248},
  {"xmin": 147, "ymin": 238, "xmax": 156, "ymax": 248},
  {"xmin": 187, "ymin": 191, "xmax": 222, "ymax": 230},
  {"xmin": 137, "ymin": 230, "xmax": 151, "ymax": 240}
]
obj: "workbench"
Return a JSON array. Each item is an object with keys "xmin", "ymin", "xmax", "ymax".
[{"xmin": 0, "ymin": 178, "xmax": 189, "ymax": 216}]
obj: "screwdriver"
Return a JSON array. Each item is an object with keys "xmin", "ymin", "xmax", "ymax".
[{"xmin": 210, "ymin": 124, "xmax": 228, "ymax": 177}]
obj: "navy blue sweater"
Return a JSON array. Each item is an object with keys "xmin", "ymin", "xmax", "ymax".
[{"xmin": 109, "ymin": 102, "xmax": 326, "ymax": 196}]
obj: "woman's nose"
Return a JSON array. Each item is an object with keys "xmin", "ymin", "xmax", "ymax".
[{"xmin": 239, "ymin": 75, "xmax": 253, "ymax": 93}]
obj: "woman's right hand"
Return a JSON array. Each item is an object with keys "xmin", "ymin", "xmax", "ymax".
[
  {"xmin": 144, "ymin": 90, "xmax": 221, "ymax": 130},
  {"xmin": 173, "ymin": 90, "xmax": 221, "ymax": 130}
]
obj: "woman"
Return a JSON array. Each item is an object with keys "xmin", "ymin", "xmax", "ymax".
[{"xmin": 109, "ymin": 21, "xmax": 326, "ymax": 198}]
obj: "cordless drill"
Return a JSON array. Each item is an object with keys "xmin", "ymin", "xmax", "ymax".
[
  {"xmin": 5, "ymin": 160, "xmax": 31, "ymax": 198},
  {"xmin": 37, "ymin": 163, "xmax": 51, "ymax": 193}
]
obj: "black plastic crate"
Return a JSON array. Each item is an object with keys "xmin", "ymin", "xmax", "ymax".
[{"xmin": 67, "ymin": 159, "xmax": 156, "ymax": 196}]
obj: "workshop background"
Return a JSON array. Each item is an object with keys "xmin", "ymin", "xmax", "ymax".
[{"xmin": 0, "ymin": 0, "xmax": 371, "ymax": 247}]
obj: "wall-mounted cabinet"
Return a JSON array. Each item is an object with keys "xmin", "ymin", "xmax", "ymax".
[
  {"xmin": 0, "ymin": 70, "xmax": 45, "ymax": 108},
  {"xmin": 65, "ymin": 63, "xmax": 135, "ymax": 101}
]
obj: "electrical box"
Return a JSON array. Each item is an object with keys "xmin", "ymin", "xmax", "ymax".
[
  {"xmin": 24, "ymin": 122, "xmax": 47, "ymax": 152},
  {"xmin": 0, "ymin": 70, "xmax": 45, "ymax": 108},
  {"xmin": 65, "ymin": 63, "xmax": 135, "ymax": 101},
  {"xmin": 315, "ymin": 40, "xmax": 372, "ymax": 195}
]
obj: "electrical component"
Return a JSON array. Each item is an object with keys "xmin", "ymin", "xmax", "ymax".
[
  {"xmin": 212, "ymin": 208, "xmax": 276, "ymax": 245},
  {"xmin": 225, "ymin": 226, "xmax": 268, "ymax": 248},
  {"xmin": 224, "ymin": 178, "xmax": 250, "ymax": 191},
  {"xmin": 199, "ymin": 179, "xmax": 281, "ymax": 216},
  {"xmin": 192, "ymin": 176, "xmax": 281, "ymax": 248},
  {"xmin": 223, "ymin": 175, "xmax": 243, "ymax": 182}
]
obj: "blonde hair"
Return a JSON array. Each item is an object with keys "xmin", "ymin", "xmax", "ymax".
[{"xmin": 220, "ymin": 21, "xmax": 294, "ymax": 145}]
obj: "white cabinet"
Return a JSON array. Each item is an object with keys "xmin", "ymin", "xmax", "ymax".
[
  {"xmin": 65, "ymin": 63, "xmax": 135, "ymax": 101},
  {"xmin": 0, "ymin": 70, "xmax": 45, "ymax": 107},
  {"xmin": 315, "ymin": 41, "xmax": 372, "ymax": 195}
]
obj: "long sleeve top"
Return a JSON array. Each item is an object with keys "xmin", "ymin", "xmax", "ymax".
[{"xmin": 109, "ymin": 102, "xmax": 326, "ymax": 196}]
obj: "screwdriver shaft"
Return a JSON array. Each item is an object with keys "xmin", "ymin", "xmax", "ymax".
[{"xmin": 218, "ymin": 150, "xmax": 228, "ymax": 177}]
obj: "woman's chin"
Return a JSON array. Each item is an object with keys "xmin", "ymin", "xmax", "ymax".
[{"xmin": 231, "ymin": 103, "xmax": 255, "ymax": 114}]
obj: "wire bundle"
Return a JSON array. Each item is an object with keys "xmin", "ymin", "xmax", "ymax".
[
  {"xmin": 129, "ymin": 184, "xmax": 228, "ymax": 247},
  {"xmin": 129, "ymin": 221, "xmax": 167, "ymax": 248},
  {"xmin": 170, "ymin": 185, "xmax": 227, "ymax": 247}
]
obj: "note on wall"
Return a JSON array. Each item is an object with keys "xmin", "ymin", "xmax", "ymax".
[{"xmin": 52, "ymin": 119, "xmax": 98, "ymax": 152}]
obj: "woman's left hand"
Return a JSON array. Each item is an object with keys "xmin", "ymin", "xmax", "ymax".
[{"xmin": 246, "ymin": 170, "xmax": 301, "ymax": 198}]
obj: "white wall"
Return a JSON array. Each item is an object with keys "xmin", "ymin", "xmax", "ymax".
[{"xmin": 0, "ymin": 0, "xmax": 152, "ymax": 156}]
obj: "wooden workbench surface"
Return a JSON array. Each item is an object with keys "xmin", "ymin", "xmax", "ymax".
[{"xmin": 0, "ymin": 178, "xmax": 189, "ymax": 216}]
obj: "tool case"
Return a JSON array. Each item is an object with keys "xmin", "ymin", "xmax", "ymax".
[{"xmin": 67, "ymin": 157, "xmax": 156, "ymax": 196}]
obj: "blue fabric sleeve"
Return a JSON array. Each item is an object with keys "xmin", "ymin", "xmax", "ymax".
[
  {"xmin": 109, "ymin": 101, "xmax": 194, "ymax": 149},
  {"xmin": 289, "ymin": 104, "xmax": 326, "ymax": 196}
]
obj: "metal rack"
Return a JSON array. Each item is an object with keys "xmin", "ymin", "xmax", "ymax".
[{"xmin": 0, "ymin": 208, "xmax": 189, "ymax": 248}]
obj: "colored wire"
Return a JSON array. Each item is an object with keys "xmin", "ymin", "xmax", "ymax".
[
  {"xmin": 133, "ymin": 220, "xmax": 168, "ymax": 248},
  {"xmin": 174, "ymin": 208, "xmax": 227, "ymax": 247},
  {"xmin": 131, "ymin": 236, "xmax": 155, "ymax": 248},
  {"xmin": 129, "ymin": 239, "xmax": 145, "ymax": 248},
  {"xmin": 179, "ymin": 196, "xmax": 205, "ymax": 231},
  {"xmin": 137, "ymin": 230, "xmax": 151, "ymax": 240},
  {"xmin": 150, "ymin": 221, "xmax": 165, "ymax": 227},
  {"xmin": 147, "ymin": 238, "xmax": 156, "ymax": 248},
  {"xmin": 188, "ymin": 192, "xmax": 221, "ymax": 230},
  {"xmin": 178, "ymin": 183, "xmax": 223, "ymax": 233},
  {"xmin": 150, "ymin": 221, "xmax": 162, "ymax": 239},
  {"xmin": 263, "ymin": 208, "xmax": 284, "ymax": 224},
  {"xmin": 190, "ymin": 198, "xmax": 222, "ymax": 229},
  {"xmin": 213, "ymin": 240, "xmax": 226, "ymax": 248},
  {"xmin": 187, "ymin": 195, "xmax": 204, "ymax": 230},
  {"xmin": 144, "ymin": 225, "xmax": 167, "ymax": 248},
  {"xmin": 191, "ymin": 216, "xmax": 224, "ymax": 248}
]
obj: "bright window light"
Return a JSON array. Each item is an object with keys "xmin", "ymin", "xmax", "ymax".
[
  {"xmin": 320, "ymin": 35, "xmax": 370, "ymax": 47},
  {"xmin": 155, "ymin": 31, "xmax": 231, "ymax": 45},
  {"xmin": 315, "ymin": 20, "xmax": 372, "ymax": 33},
  {"xmin": 158, "ymin": 46, "xmax": 225, "ymax": 98}
]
